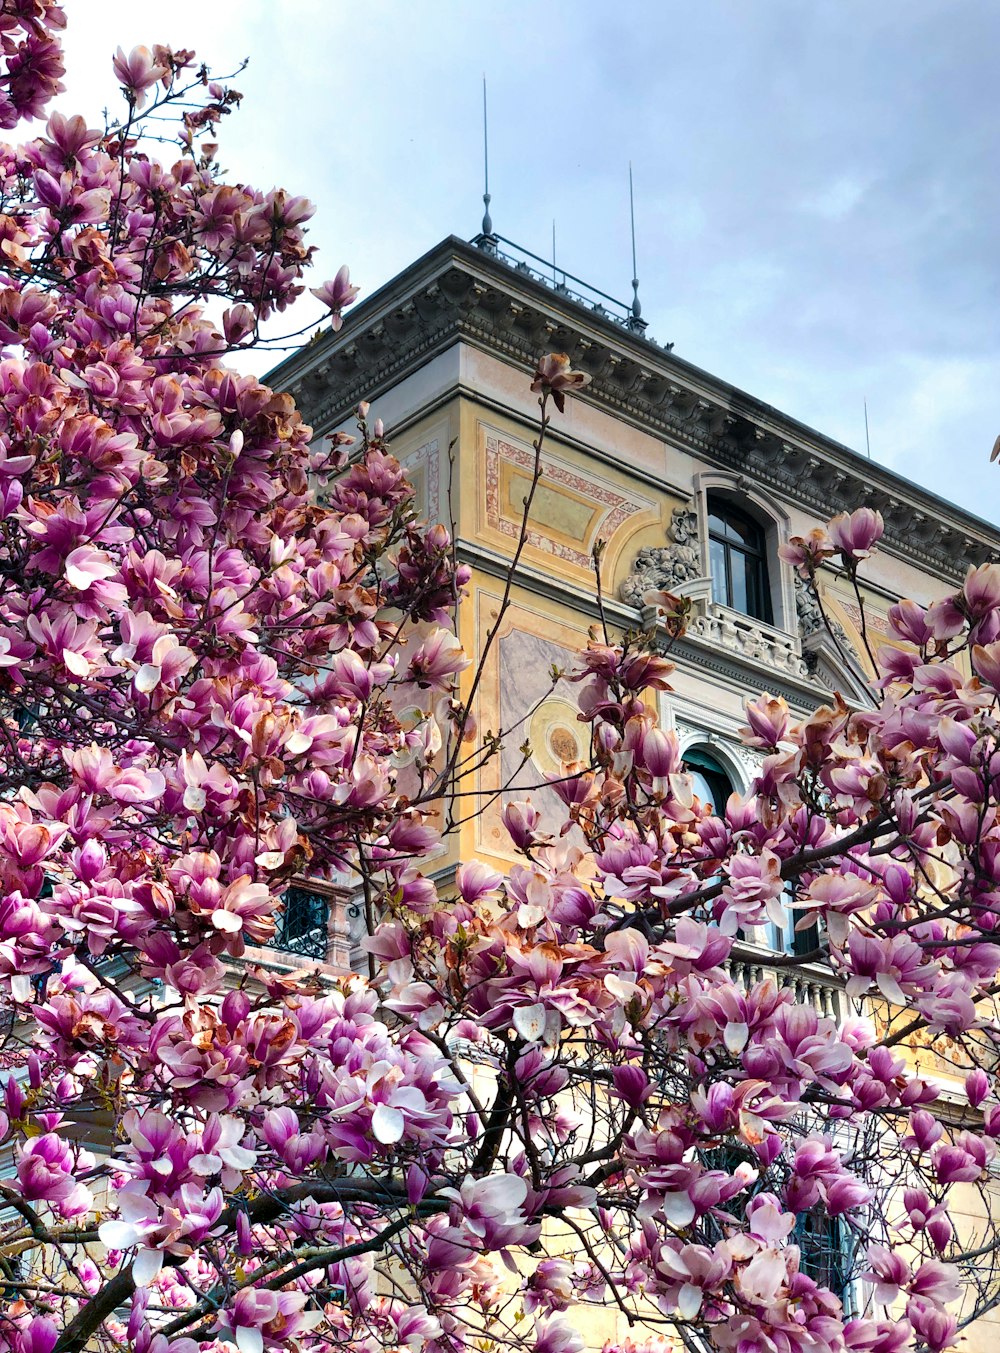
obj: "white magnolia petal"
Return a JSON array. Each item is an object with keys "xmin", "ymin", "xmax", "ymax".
[
  {"xmin": 724, "ymin": 1022, "xmax": 749, "ymax": 1054},
  {"xmin": 134, "ymin": 663, "xmax": 161, "ymax": 693},
  {"xmin": 661, "ymin": 1192, "xmax": 696, "ymax": 1227},
  {"xmin": 371, "ymin": 1103, "xmax": 405, "ymax": 1144},
  {"xmin": 65, "ymin": 549, "xmax": 115, "ymax": 590},
  {"xmin": 235, "ymin": 1326, "xmax": 264, "ymax": 1353},
  {"xmin": 63, "ymin": 649, "xmax": 91, "ymax": 677},
  {"xmin": 677, "ymin": 1282, "xmax": 702, "ymax": 1320},
  {"xmin": 876, "ymin": 973, "xmax": 907, "ymax": 1006},
  {"xmin": 98, "ymin": 1219, "xmax": 143, "ymax": 1249},
  {"xmin": 132, "ymin": 1247, "xmax": 164, "ymax": 1288},
  {"xmin": 473, "ymin": 1173, "xmax": 528, "ymax": 1213},
  {"xmin": 512, "ymin": 1003, "xmax": 547, "ymax": 1043}
]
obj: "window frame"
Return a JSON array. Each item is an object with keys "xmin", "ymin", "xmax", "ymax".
[
  {"xmin": 707, "ymin": 497, "xmax": 774, "ymax": 624},
  {"xmin": 691, "ymin": 473, "xmax": 796, "ymax": 636}
]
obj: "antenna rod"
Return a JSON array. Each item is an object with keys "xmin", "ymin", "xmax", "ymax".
[
  {"xmin": 628, "ymin": 162, "xmax": 642, "ymax": 325},
  {"xmin": 552, "ymin": 219, "xmax": 557, "ymax": 284},
  {"xmin": 629, "ymin": 162, "xmax": 638, "ymax": 281},
  {"xmin": 481, "ymin": 76, "xmax": 493, "ymax": 238},
  {"xmin": 864, "ymin": 398, "xmax": 872, "ymax": 460}
]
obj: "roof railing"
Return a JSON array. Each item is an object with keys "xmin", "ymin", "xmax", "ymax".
[{"xmin": 472, "ymin": 231, "xmax": 670, "ymax": 346}]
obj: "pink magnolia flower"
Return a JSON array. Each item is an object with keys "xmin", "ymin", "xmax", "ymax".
[
  {"xmin": 311, "ymin": 263, "xmax": 360, "ymax": 330},
  {"xmin": 112, "ymin": 46, "xmax": 170, "ymax": 108},
  {"xmin": 403, "ymin": 629, "xmax": 470, "ymax": 691},
  {"xmin": 966, "ymin": 1068, "xmax": 991, "ymax": 1108},
  {"xmin": 532, "ymin": 1316, "xmax": 585, "ymax": 1353},
  {"xmin": 778, "ymin": 526, "xmax": 834, "ymax": 574},
  {"xmin": 973, "ymin": 641, "xmax": 1000, "ymax": 690},
  {"xmin": 741, "ymin": 692, "xmax": 790, "ymax": 748},
  {"xmin": 503, "ymin": 799, "xmax": 544, "ymax": 852},
  {"xmin": 906, "ymin": 1298, "xmax": 958, "ymax": 1353},
  {"xmin": 530, "ymin": 352, "xmax": 591, "ymax": 413},
  {"xmin": 17, "ymin": 1133, "xmax": 93, "ymax": 1216},
  {"xmin": 215, "ymin": 1289, "xmax": 322, "ymax": 1353},
  {"xmin": 440, "ymin": 1173, "xmax": 540, "ymax": 1249},
  {"xmin": 828, "ymin": 506, "xmax": 884, "ymax": 562}
]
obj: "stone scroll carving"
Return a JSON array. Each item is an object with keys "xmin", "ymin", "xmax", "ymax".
[
  {"xmin": 794, "ymin": 576, "xmax": 850, "ymax": 647},
  {"xmin": 619, "ymin": 504, "xmax": 701, "ymax": 607}
]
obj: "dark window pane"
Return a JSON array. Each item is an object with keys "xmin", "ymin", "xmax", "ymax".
[
  {"xmin": 683, "ymin": 748, "xmax": 733, "ymax": 816},
  {"xmin": 730, "ymin": 551, "xmax": 750, "ymax": 614},
  {"xmin": 709, "ymin": 537, "xmax": 729, "ymax": 606},
  {"xmin": 275, "ymin": 887, "xmax": 329, "ymax": 960},
  {"xmin": 707, "ymin": 497, "xmax": 772, "ymax": 623},
  {"xmin": 795, "ymin": 1210, "xmax": 848, "ymax": 1298},
  {"xmin": 792, "ymin": 915, "xmax": 821, "ymax": 957}
]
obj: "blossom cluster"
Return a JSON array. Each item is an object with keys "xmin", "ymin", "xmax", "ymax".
[{"xmin": 1, "ymin": 12, "xmax": 1000, "ymax": 1353}]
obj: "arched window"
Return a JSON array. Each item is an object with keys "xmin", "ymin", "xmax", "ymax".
[
  {"xmin": 707, "ymin": 496, "xmax": 773, "ymax": 624},
  {"xmin": 683, "ymin": 747, "xmax": 733, "ymax": 817}
]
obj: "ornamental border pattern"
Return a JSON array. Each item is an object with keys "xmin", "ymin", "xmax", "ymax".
[
  {"xmin": 483, "ymin": 428, "xmax": 654, "ymax": 569},
  {"xmin": 398, "ymin": 437, "xmax": 441, "ymax": 525}
]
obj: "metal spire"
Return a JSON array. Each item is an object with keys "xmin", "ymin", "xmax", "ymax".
[
  {"xmin": 627, "ymin": 162, "xmax": 644, "ymax": 330},
  {"xmin": 480, "ymin": 76, "xmax": 495, "ymax": 243}
]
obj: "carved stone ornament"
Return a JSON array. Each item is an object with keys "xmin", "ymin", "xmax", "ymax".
[
  {"xmin": 619, "ymin": 504, "xmax": 701, "ymax": 607},
  {"xmin": 675, "ymin": 720, "xmax": 764, "ymax": 784},
  {"xmin": 685, "ymin": 608, "xmax": 810, "ymax": 679},
  {"xmin": 794, "ymin": 575, "xmax": 850, "ymax": 646}
]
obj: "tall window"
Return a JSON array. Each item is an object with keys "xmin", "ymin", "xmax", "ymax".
[
  {"xmin": 795, "ymin": 1208, "xmax": 850, "ymax": 1300},
  {"xmin": 683, "ymin": 746, "xmax": 733, "ymax": 817},
  {"xmin": 708, "ymin": 497, "xmax": 773, "ymax": 624}
]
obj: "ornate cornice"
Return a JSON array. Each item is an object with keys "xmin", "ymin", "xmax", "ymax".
[{"xmin": 271, "ymin": 236, "xmax": 999, "ymax": 585}]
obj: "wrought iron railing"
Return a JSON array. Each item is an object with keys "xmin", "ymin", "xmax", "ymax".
[
  {"xmin": 274, "ymin": 886, "xmax": 330, "ymax": 960},
  {"xmin": 471, "ymin": 232, "xmax": 672, "ymax": 346}
]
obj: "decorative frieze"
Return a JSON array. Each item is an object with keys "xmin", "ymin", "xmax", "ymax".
[{"xmin": 483, "ymin": 426, "xmax": 655, "ymax": 569}]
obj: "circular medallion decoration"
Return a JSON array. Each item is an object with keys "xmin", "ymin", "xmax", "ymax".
[{"xmin": 527, "ymin": 696, "xmax": 587, "ymax": 776}]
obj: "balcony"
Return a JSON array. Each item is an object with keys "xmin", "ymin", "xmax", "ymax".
[
  {"xmin": 686, "ymin": 603, "xmax": 809, "ymax": 681},
  {"xmin": 267, "ymin": 884, "xmax": 362, "ymax": 971},
  {"xmin": 726, "ymin": 943, "xmax": 848, "ymax": 1023}
]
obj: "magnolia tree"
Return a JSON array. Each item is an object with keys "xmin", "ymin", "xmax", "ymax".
[{"xmin": 3, "ymin": 9, "xmax": 1000, "ymax": 1353}]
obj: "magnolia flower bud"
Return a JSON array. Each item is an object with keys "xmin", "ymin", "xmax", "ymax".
[{"xmin": 966, "ymin": 1069, "xmax": 991, "ymax": 1109}]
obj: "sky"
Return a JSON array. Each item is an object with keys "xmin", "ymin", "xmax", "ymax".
[{"xmin": 58, "ymin": 0, "xmax": 1000, "ymax": 526}]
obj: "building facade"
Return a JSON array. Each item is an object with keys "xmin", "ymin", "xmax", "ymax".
[{"xmin": 265, "ymin": 233, "xmax": 1000, "ymax": 1347}]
